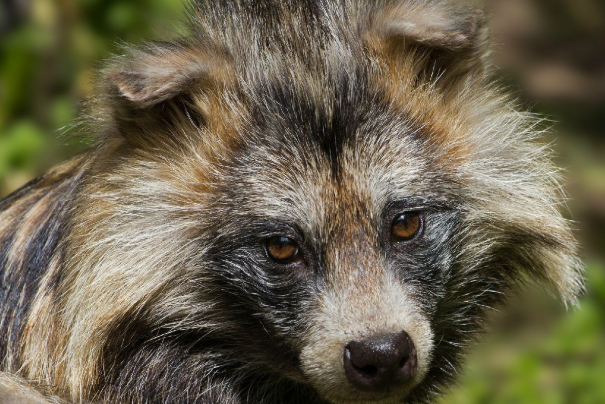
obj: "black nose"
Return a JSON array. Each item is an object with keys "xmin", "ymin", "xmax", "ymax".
[{"xmin": 343, "ymin": 330, "xmax": 417, "ymax": 392}]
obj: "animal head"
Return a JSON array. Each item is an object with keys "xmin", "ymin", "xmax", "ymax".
[{"xmin": 38, "ymin": 1, "xmax": 582, "ymax": 403}]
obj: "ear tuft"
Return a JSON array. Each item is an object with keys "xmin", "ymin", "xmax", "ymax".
[
  {"xmin": 380, "ymin": 6, "xmax": 486, "ymax": 52},
  {"xmin": 110, "ymin": 70, "xmax": 196, "ymax": 109},
  {"xmin": 106, "ymin": 42, "xmax": 230, "ymax": 109}
]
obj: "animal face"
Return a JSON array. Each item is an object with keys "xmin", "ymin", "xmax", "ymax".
[
  {"xmin": 133, "ymin": 61, "xmax": 578, "ymax": 402},
  {"xmin": 200, "ymin": 84, "xmax": 450, "ymax": 402}
]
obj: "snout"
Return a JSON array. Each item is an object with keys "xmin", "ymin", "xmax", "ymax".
[
  {"xmin": 343, "ymin": 330, "xmax": 418, "ymax": 392},
  {"xmin": 299, "ymin": 282, "xmax": 433, "ymax": 404}
]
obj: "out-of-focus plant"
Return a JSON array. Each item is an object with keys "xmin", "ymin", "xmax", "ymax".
[{"xmin": 0, "ymin": 0, "xmax": 187, "ymax": 195}]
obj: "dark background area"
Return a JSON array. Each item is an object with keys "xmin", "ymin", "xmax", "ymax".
[{"xmin": 0, "ymin": 0, "xmax": 603, "ymax": 402}]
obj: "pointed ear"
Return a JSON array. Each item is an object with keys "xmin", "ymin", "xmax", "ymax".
[
  {"xmin": 106, "ymin": 41, "xmax": 231, "ymax": 109},
  {"xmin": 100, "ymin": 40, "xmax": 232, "ymax": 147},
  {"xmin": 367, "ymin": 1, "xmax": 489, "ymax": 80}
]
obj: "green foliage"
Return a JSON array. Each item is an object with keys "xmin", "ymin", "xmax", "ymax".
[
  {"xmin": 0, "ymin": 0, "xmax": 187, "ymax": 195},
  {"xmin": 0, "ymin": 121, "xmax": 48, "ymax": 179}
]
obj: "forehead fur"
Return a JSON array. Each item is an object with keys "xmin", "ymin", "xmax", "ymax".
[
  {"xmin": 100, "ymin": 0, "xmax": 491, "ymax": 173},
  {"xmin": 177, "ymin": 0, "xmax": 489, "ymax": 175}
]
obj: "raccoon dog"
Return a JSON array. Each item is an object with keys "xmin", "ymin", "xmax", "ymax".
[{"xmin": 0, "ymin": 0, "xmax": 583, "ymax": 403}]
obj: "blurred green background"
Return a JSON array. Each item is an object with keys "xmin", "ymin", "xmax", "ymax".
[{"xmin": 0, "ymin": 0, "xmax": 603, "ymax": 403}]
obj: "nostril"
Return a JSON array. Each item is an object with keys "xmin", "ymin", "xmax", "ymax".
[
  {"xmin": 345, "ymin": 346, "xmax": 378, "ymax": 378},
  {"xmin": 355, "ymin": 364, "xmax": 378, "ymax": 378},
  {"xmin": 398, "ymin": 356, "xmax": 408, "ymax": 368}
]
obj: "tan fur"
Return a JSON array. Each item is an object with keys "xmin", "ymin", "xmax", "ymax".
[{"xmin": 0, "ymin": 373, "xmax": 68, "ymax": 404}]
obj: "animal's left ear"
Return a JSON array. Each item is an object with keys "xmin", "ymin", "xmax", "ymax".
[{"xmin": 366, "ymin": 1, "xmax": 489, "ymax": 81}]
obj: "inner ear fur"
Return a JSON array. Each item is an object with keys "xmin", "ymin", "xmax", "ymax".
[
  {"xmin": 102, "ymin": 40, "xmax": 232, "ymax": 147},
  {"xmin": 367, "ymin": 1, "xmax": 489, "ymax": 81}
]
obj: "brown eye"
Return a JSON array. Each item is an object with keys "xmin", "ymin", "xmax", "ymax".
[
  {"xmin": 391, "ymin": 212, "xmax": 423, "ymax": 242},
  {"xmin": 266, "ymin": 236, "xmax": 303, "ymax": 264}
]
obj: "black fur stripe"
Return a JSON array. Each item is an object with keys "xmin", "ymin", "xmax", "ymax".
[{"xmin": 0, "ymin": 162, "xmax": 83, "ymax": 368}]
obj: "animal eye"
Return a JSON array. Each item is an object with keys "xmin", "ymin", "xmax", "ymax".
[
  {"xmin": 391, "ymin": 212, "xmax": 423, "ymax": 242},
  {"xmin": 266, "ymin": 236, "xmax": 303, "ymax": 264}
]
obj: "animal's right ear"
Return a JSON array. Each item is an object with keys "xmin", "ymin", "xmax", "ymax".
[{"xmin": 102, "ymin": 40, "xmax": 232, "ymax": 146}]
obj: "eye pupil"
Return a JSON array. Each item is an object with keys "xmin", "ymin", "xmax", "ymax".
[
  {"xmin": 391, "ymin": 212, "xmax": 422, "ymax": 241},
  {"xmin": 266, "ymin": 236, "xmax": 301, "ymax": 263}
]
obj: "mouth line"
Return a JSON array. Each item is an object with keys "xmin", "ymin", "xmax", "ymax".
[
  {"xmin": 324, "ymin": 385, "xmax": 413, "ymax": 404},
  {"xmin": 327, "ymin": 395, "xmax": 408, "ymax": 404}
]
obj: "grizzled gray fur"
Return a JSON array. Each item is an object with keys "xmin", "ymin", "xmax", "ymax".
[{"xmin": 0, "ymin": 0, "xmax": 583, "ymax": 403}]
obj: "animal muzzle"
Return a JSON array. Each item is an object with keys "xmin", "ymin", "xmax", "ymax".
[{"xmin": 299, "ymin": 278, "xmax": 433, "ymax": 403}]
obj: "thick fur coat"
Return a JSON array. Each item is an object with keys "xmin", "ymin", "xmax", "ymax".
[{"xmin": 0, "ymin": 0, "xmax": 583, "ymax": 403}]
